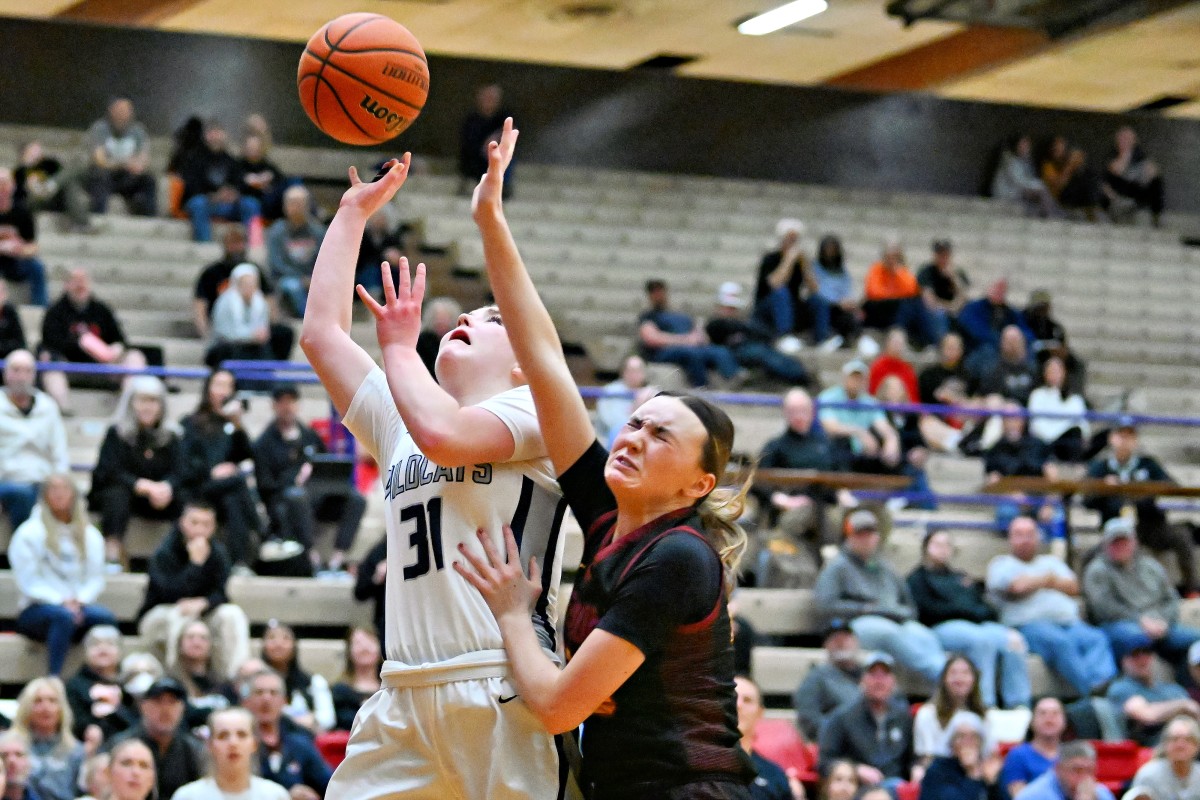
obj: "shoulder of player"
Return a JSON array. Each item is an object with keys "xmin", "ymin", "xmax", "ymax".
[{"xmin": 641, "ymin": 525, "xmax": 719, "ymax": 568}]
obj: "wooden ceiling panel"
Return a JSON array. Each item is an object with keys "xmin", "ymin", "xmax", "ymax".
[
  {"xmin": 0, "ymin": 0, "xmax": 1193, "ymax": 114},
  {"xmin": 0, "ymin": 0, "xmax": 79, "ymax": 15},
  {"xmin": 938, "ymin": 3, "xmax": 1200, "ymax": 111}
]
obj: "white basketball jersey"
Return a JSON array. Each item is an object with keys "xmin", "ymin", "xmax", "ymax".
[{"xmin": 343, "ymin": 369, "xmax": 567, "ymax": 665}]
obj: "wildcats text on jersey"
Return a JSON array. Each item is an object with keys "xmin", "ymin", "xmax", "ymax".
[{"xmin": 382, "ymin": 453, "xmax": 493, "ymax": 500}]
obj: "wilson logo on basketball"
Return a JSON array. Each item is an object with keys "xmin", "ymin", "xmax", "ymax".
[
  {"xmin": 382, "ymin": 63, "xmax": 429, "ymax": 92},
  {"xmin": 360, "ymin": 94, "xmax": 411, "ymax": 132}
]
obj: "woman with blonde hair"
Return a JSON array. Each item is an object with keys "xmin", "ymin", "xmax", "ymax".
[
  {"xmin": 170, "ymin": 618, "xmax": 237, "ymax": 731},
  {"xmin": 88, "ymin": 374, "xmax": 182, "ymax": 569},
  {"xmin": 452, "ymin": 119, "xmax": 754, "ymax": 797},
  {"xmin": 11, "ymin": 474, "xmax": 117, "ymax": 675},
  {"xmin": 12, "ymin": 676, "xmax": 87, "ymax": 800},
  {"xmin": 1129, "ymin": 714, "xmax": 1200, "ymax": 799}
]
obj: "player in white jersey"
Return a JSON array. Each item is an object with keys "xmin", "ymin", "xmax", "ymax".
[{"xmin": 299, "ymin": 155, "xmax": 571, "ymax": 799}]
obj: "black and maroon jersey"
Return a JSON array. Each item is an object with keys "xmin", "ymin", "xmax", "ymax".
[{"xmin": 559, "ymin": 441, "xmax": 753, "ymax": 796}]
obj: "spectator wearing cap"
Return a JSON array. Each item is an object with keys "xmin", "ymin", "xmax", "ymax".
[
  {"xmin": 1106, "ymin": 642, "xmax": 1199, "ymax": 747},
  {"xmin": 817, "ymin": 651, "xmax": 915, "ymax": 790},
  {"xmin": 735, "ymin": 676, "xmax": 804, "ymax": 800},
  {"xmin": 637, "ymin": 279, "xmax": 744, "ymax": 388},
  {"xmin": 908, "ymin": 530, "xmax": 1032, "ymax": 709},
  {"xmin": 1127, "ymin": 714, "xmax": 1200, "ymax": 800},
  {"xmin": 104, "ymin": 677, "xmax": 206, "ymax": 800},
  {"xmin": 817, "ymin": 360, "xmax": 902, "ymax": 473},
  {"xmin": 137, "ymin": 500, "xmax": 250, "ymax": 682},
  {"xmin": 254, "ymin": 384, "xmax": 366, "ymax": 575},
  {"xmin": 987, "ymin": 516, "xmax": 1116, "ymax": 697},
  {"xmin": 756, "ymin": 387, "xmax": 854, "ymax": 577},
  {"xmin": 1086, "ymin": 420, "xmax": 1196, "ymax": 596},
  {"xmin": 754, "ymin": 219, "xmax": 812, "ymax": 339},
  {"xmin": 1089, "ymin": 419, "xmax": 1190, "ymax": 594},
  {"xmin": 706, "ymin": 282, "xmax": 810, "ymax": 386},
  {"xmin": 1013, "ymin": 740, "xmax": 1115, "ymax": 800},
  {"xmin": 1024, "ymin": 290, "xmax": 1086, "ymax": 398},
  {"xmin": 206, "ymin": 263, "xmax": 272, "ymax": 370},
  {"xmin": 862, "ymin": 237, "xmax": 939, "ymax": 348},
  {"xmin": 814, "ymin": 509, "xmax": 947, "ymax": 683},
  {"xmin": 919, "ymin": 716, "xmax": 1004, "ymax": 800},
  {"xmin": 793, "ymin": 619, "xmax": 864, "ymax": 740},
  {"xmin": 0, "ymin": 349, "xmax": 69, "ymax": 530},
  {"xmin": 1083, "ymin": 516, "xmax": 1200, "ymax": 685},
  {"xmin": 958, "ymin": 280, "xmax": 1033, "ymax": 380}
]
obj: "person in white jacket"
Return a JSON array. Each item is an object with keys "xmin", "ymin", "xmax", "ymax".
[
  {"xmin": 1026, "ymin": 356, "xmax": 1089, "ymax": 462},
  {"xmin": 11, "ymin": 473, "xmax": 116, "ymax": 676},
  {"xmin": 204, "ymin": 262, "xmax": 271, "ymax": 369},
  {"xmin": 0, "ymin": 349, "xmax": 69, "ymax": 528}
]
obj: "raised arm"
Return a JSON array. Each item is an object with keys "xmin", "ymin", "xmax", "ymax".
[
  {"xmin": 355, "ymin": 261, "xmax": 520, "ymax": 467},
  {"xmin": 470, "ymin": 119, "xmax": 595, "ymax": 475},
  {"xmin": 299, "ymin": 156, "xmax": 410, "ymax": 416}
]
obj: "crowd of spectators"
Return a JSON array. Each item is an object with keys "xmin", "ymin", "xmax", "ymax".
[
  {"xmin": 0, "ymin": 94, "xmax": 1191, "ymax": 800},
  {"xmin": 990, "ymin": 128, "xmax": 1166, "ymax": 226}
]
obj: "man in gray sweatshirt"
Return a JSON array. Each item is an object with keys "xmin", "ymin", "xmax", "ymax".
[
  {"xmin": 814, "ymin": 509, "xmax": 947, "ymax": 683},
  {"xmin": 1083, "ymin": 516, "xmax": 1200, "ymax": 685}
]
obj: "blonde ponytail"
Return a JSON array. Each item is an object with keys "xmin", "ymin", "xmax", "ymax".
[{"xmin": 697, "ymin": 468, "xmax": 754, "ymax": 597}]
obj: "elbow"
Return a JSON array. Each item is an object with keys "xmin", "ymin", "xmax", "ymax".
[
  {"xmin": 408, "ymin": 428, "xmax": 472, "ymax": 469},
  {"xmin": 526, "ymin": 701, "xmax": 584, "ymax": 736}
]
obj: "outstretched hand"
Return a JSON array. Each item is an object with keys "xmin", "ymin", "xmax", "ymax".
[
  {"xmin": 355, "ymin": 257, "xmax": 426, "ymax": 351},
  {"xmin": 454, "ymin": 525, "xmax": 541, "ymax": 624},
  {"xmin": 471, "ymin": 117, "xmax": 518, "ymax": 219},
  {"xmin": 340, "ymin": 153, "xmax": 411, "ymax": 216}
]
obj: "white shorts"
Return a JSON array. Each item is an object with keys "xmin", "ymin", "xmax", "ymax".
[{"xmin": 326, "ymin": 650, "xmax": 579, "ymax": 800}]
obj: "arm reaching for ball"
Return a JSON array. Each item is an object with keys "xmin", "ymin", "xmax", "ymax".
[
  {"xmin": 300, "ymin": 155, "xmax": 410, "ymax": 416},
  {"xmin": 471, "ymin": 118, "xmax": 596, "ymax": 475}
]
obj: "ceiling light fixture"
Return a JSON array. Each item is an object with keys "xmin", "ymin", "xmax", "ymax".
[{"xmin": 737, "ymin": 0, "xmax": 828, "ymax": 35}]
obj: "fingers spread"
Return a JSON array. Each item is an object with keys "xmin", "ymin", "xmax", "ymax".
[
  {"xmin": 380, "ymin": 261, "xmax": 397, "ymax": 304},
  {"xmin": 348, "ymin": 165, "xmax": 361, "ymax": 186},
  {"xmin": 411, "ymin": 262, "xmax": 427, "ymax": 303},
  {"xmin": 355, "ymin": 284, "xmax": 383, "ymax": 315}
]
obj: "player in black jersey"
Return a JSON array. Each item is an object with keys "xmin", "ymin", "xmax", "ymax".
[{"xmin": 454, "ymin": 119, "xmax": 755, "ymax": 800}]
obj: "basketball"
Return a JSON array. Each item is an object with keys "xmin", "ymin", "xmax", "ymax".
[{"xmin": 297, "ymin": 13, "xmax": 430, "ymax": 146}]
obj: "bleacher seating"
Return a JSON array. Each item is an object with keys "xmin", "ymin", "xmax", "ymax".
[{"xmin": 4, "ymin": 122, "xmax": 1200, "ymax": 742}]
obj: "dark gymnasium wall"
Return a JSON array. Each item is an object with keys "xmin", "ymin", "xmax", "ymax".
[{"xmin": 3, "ymin": 15, "xmax": 1200, "ymax": 211}]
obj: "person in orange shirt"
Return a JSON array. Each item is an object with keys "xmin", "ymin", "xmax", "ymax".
[{"xmin": 862, "ymin": 239, "xmax": 939, "ymax": 348}]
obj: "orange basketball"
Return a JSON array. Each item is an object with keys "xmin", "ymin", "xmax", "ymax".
[{"xmin": 297, "ymin": 13, "xmax": 430, "ymax": 146}]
